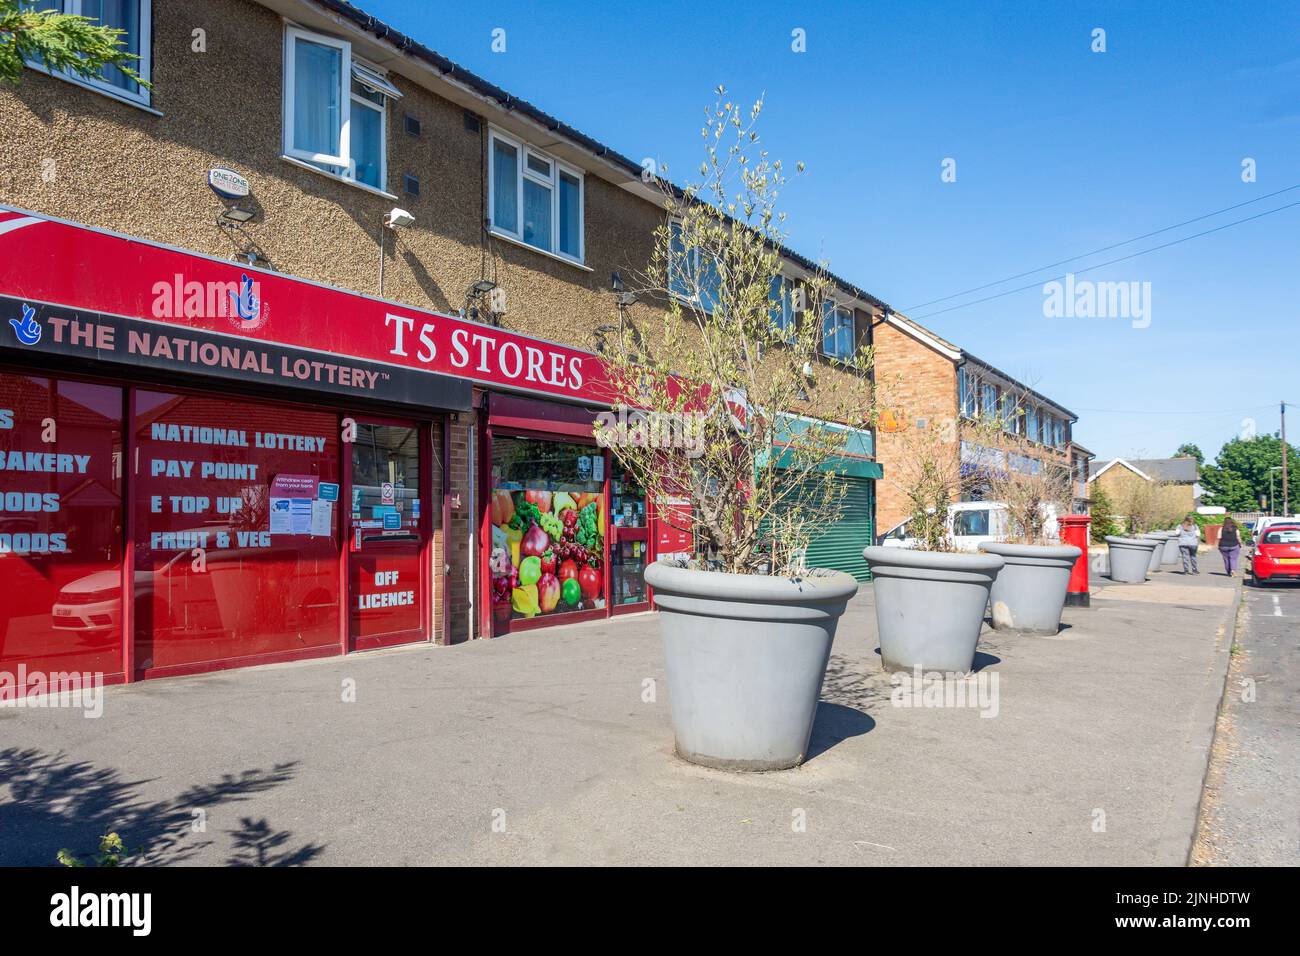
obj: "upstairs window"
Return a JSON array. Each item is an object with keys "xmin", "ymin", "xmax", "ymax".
[
  {"xmin": 24, "ymin": 1, "xmax": 152, "ymax": 107},
  {"xmin": 821, "ymin": 303, "xmax": 855, "ymax": 360},
  {"xmin": 769, "ymin": 276, "xmax": 795, "ymax": 339},
  {"xmin": 489, "ymin": 129, "xmax": 584, "ymax": 263},
  {"xmin": 667, "ymin": 218, "xmax": 720, "ymax": 311},
  {"xmin": 283, "ymin": 26, "xmax": 399, "ymax": 190}
]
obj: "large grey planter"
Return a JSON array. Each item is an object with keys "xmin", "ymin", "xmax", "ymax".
[
  {"xmin": 980, "ymin": 542, "xmax": 1083, "ymax": 635},
  {"xmin": 861, "ymin": 546, "xmax": 1004, "ymax": 673},
  {"xmin": 644, "ymin": 561, "xmax": 858, "ymax": 772},
  {"xmin": 1138, "ymin": 534, "xmax": 1166, "ymax": 573},
  {"xmin": 1105, "ymin": 536, "xmax": 1159, "ymax": 583},
  {"xmin": 1160, "ymin": 532, "xmax": 1181, "ymax": 566}
]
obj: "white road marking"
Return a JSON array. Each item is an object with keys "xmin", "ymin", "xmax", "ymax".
[{"xmin": 1271, "ymin": 595, "xmax": 1282, "ymax": 617}]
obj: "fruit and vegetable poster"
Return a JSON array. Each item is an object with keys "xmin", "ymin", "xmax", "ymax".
[{"xmin": 490, "ymin": 487, "xmax": 605, "ymax": 620}]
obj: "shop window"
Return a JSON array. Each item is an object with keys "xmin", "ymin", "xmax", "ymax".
[
  {"xmin": 0, "ymin": 373, "xmax": 124, "ymax": 679},
  {"xmin": 283, "ymin": 25, "xmax": 400, "ymax": 190},
  {"xmin": 610, "ymin": 470, "xmax": 649, "ymax": 607},
  {"xmin": 23, "ymin": 1, "xmax": 152, "ymax": 107},
  {"xmin": 489, "ymin": 437, "xmax": 605, "ymax": 625},
  {"xmin": 132, "ymin": 390, "xmax": 340, "ymax": 673},
  {"xmin": 489, "ymin": 128, "xmax": 585, "ymax": 263}
]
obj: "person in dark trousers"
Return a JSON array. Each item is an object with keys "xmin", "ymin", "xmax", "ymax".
[
  {"xmin": 1177, "ymin": 515, "xmax": 1201, "ymax": 574},
  {"xmin": 1218, "ymin": 516, "xmax": 1242, "ymax": 577}
]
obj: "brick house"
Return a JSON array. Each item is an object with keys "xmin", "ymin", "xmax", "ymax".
[{"xmin": 872, "ymin": 313, "xmax": 1080, "ymax": 534}]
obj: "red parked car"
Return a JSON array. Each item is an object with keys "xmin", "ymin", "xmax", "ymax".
[{"xmin": 1246, "ymin": 523, "xmax": 1300, "ymax": 586}]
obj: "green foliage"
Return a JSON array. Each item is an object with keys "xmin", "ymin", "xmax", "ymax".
[
  {"xmin": 1202, "ymin": 434, "xmax": 1300, "ymax": 513},
  {"xmin": 57, "ymin": 832, "xmax": 129, "ymax": 867},
  {"xmin": 1174, "ymin": 443, "xmax": 1204, "ymax": 465},
  {"xmin": 0, "ymin": 0, "xmax": 149, "ymax": 88},
  {"xmin": 1088, "ymin": 483, "xmax": 1120, "ymax": 543}
]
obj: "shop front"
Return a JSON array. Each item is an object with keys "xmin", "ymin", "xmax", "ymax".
[
  {"xmin": 480, "ymin": 392, "xmax": 672, "ymax": 636},
  {"xmin": 0, "ymin": 207, "xmax": 477, "ymax": 683}
]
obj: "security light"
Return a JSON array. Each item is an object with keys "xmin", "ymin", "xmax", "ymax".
[
  {"xmin": 470, "ymin": 279, "xmax": 497, "ymax": 294},
  {"xmin": 384, "ymin": 207, "xmax": 415, "ymax": 228},
  {"xmin": 219, "ymin": 206, "xmax": 255, "ymax": 224}
]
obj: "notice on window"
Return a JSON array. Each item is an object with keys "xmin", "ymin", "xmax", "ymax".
[{"xmin": 310, "ymin": 499, "xmax": 333, "ymax": 537}]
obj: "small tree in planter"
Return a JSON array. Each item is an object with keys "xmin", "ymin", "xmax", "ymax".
[
  {"xmin": 597, "ymin": 91, "xmax": 874, "ymax": 771},
  {"xmin": 962, "ymin": 415, "xmax": 1082, "ymax": 634},
  {"xmin": 862, "ymin": 414, "xmax": 1005, "ymax": 671}
]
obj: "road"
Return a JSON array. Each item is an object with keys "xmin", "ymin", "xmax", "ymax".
[{"xmin": 1193, "ymin": 575, "xmax": 1300, "ymax": 865}]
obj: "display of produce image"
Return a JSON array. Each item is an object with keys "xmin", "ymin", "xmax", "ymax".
[{"xmin": 489, "ymin": 485, "xmax": 605, "ymax": 620}]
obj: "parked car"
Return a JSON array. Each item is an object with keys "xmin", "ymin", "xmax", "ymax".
[
  {"xmin": 877, "ymin": 501, "xmax": 1059, "ymax": 552},
  {"xmin": 1245, "ymin": 523, "xmax": 1300, "ymax": 586}
]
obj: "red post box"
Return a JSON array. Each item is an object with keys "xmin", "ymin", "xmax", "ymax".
[{"xmin": 1059, "ymin": 514, "xmax": 1091, "ymax": 607}]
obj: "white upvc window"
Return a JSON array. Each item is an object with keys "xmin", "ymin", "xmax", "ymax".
[
  {"xmin": 667, "ymin": 217, "xmax": 721, "ymax": 312},
  {"xmin": 821, "ymin": 303, "xmax": 855, "ymax": 360},
  {"xmin": 283, "ymin": 25, "xmax": 398, "ymax": 190},
  {"xmin": 769, "ymin": 275, "xmax": 795, "ymax": 339},
  {"xmin": 23, "ymin": 0, "xmax": 152, "ymax": 107},
  {"xmin": 489, "ymin": 128, "xmax": 585, "ymax": 263}
]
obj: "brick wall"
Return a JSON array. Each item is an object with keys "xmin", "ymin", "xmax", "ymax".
[{"xmin": 872, "ymin": 322, "xmax": 959, "ymax": 532}]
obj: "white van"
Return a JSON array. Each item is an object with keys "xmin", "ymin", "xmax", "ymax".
[{"xmin": 877, "ymin": 501, "xmax": 1059, "ymax": 552}]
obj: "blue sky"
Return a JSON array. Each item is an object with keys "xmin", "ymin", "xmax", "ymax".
[{"xmin": 363, "ymin": 0, "xmax": 1298, "ymax": 462}]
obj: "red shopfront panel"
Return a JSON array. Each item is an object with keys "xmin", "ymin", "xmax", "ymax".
[
  {"xmin": 132, "ymin": 389, "xmax": 341, "ymax": 674},
  {"xmin": 0, "ymin": 372, "xmax": 124, "ymax": 679}
]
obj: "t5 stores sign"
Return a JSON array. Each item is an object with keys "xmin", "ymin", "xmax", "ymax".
[
  {"xmin": 0, "ymin": 207, "xmax": 611, "ymax": 405},
  {"xmin": 1, "ymin": 295, "xmax": 470, "ymax": 410}
]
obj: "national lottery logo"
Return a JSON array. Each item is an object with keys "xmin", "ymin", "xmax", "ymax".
[
  {"xmin": 229, "ymin": 274, "xmax": 260, "ymax": 323},
  {"xmin": 8, "ymin": 302, "xmax": 41, "ymax": 346}
]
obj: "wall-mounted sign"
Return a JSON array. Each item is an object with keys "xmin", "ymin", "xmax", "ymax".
[
  {"xmin": 0, "ymin": 207, "xmax": 607, "ymax": 407},
  {"xmin": 208, "ymin": 168, "xmax": 250, "ymax": 199}
]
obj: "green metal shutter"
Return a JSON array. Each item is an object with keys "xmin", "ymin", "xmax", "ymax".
[{"xmin": 805, "ymin": 475, "xmax": 874, "ymax": 581}]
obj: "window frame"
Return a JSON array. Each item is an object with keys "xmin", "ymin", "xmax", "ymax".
[
  {"xmin": 769, "ymin": 275, "xmax": 796, "ymax": 340},
  {"xmin": 348, "ymin": 76, "xmax": 387, "ymax": 190},
  {"xmin": 820, "ymin": 302, "xmax": 856, "ymax": 361},
  {"xmin": 488, "ymin": 127, "xmax": 586, "ymax": 265},
  {"xmin": 283, "ymin": 25, "xmax": 353, "ymax": 171},
  {"xmin": 24, "ymin": 0, "xmax": 153, "ymax": 108}
]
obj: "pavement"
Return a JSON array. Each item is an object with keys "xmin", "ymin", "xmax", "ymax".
[
  {"xmin": 1192, "ymin": 572, "xmax": 1300, "ymax": 866},
  {"xmin": 1, "ymin": 558, "xmax": 1241, "ymax": 866}
]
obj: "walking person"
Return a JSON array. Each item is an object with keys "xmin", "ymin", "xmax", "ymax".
[
  {"xmin": 1177, "ymin": 515, "xmax": 1201, "ymax": 574},
  {"xmin": 1218, "ymin": 516, "xmax": 1242, "ymax": 577}
]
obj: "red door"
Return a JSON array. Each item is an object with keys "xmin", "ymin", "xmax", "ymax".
[{"xmin": 347, "ymin": 419, "xmax": 429, "ymax": 651}]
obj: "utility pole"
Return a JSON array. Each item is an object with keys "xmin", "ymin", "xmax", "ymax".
[{"xmin": 1283, "ymin": 400, "xmax": 1289, "ymax": 517}]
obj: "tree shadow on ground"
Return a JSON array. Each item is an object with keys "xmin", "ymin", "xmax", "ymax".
[{"xmin": 0, "ymin": 748, "xmax": 323, "ymax": 867}]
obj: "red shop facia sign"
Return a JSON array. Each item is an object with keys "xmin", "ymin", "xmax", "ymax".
[{"xmin": 0, "ymin": 207, "xmax": 615, "ymax": 406}]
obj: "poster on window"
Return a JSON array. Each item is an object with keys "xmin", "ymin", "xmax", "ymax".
[{"xmin": 489, "ymin": 437, "xmax": 606, "ymax": 624}]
